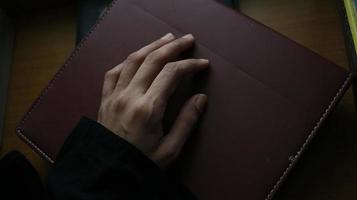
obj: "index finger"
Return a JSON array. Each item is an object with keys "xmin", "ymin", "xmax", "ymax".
[
  {"xmin": 146, "ymin": 59, "xmax": 209, "ymax": 106},
  {"xmin": 129, "ymin": 34, "xmax": 195, "ymax": 92}
]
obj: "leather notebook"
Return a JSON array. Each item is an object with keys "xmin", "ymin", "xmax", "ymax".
[{"xmin": 17, "ymin": 0, "xmax": 352, "ymax": 199}]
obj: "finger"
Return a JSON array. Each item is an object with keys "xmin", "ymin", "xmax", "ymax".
[
  {"xmin": 115, "ymin": 33, "xmax": 175, "ymax": 91},
  {"xmin": 129, "ymin": 34, "xmax": 195, "ymax": 92},
  {"xmin": 146, "ymin": 59, "xmax": 209, "ymax": 107},
  {"xmin": 102, "ymin": 64, "xmax": 124, "ymax": 98},
  {"xmin": 155, "ymin": 94, "xmax": 207, "ymax": 168}
]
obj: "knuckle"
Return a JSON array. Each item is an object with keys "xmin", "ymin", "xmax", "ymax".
[
  {"xmin": 191, "ymin": 107, "xmax": 201, "ymax": 120},
  {"xmin": 162, "ymin": 147, "xmax": 179, "ymax": 161},
  {"xmin": 112, "ymin": 95, "xmax": 130, "ymax": 111},
  {"xmin": 171, "ymin": 40, "xmax": 183, "ymax": 49},
  {"xmin": 163, "ymin": 62, "xmax": 180, "ymax": 75},
  {"xmin": 126, "ymin": 52, "xmax": 143, "ymax": 63},
  {"xmin": 104, "ymin": 70, "xmax": 114, "ymax": 79},
  {"xmin": 145, "ymin": 51, "xmax": 164, "ymax": 64},
  {"xmin": 131, "ymin": 101, "xmax": 153, "ymax": 120},
  {"xmin": 189, "ymin": 102, "xmax": 202, "ymax": 117}
]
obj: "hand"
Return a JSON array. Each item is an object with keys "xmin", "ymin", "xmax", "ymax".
[{"xmin": 97, "ymin": 33, "xmax": 208, "ymax": 169}]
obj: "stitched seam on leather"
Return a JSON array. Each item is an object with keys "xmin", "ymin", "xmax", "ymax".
[
  {"xmin": 16, "ymin": 0, "xmax": 121, "ymax": 163},
  {"xmin": 17, "ymin": 129, "xmax": 54, "ymax": 163},
  {"xmin": 264, "ymin": 73, "xmax": 352, "ymax": 200}
]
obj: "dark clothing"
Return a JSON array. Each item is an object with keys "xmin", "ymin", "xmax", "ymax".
[
  {"xmin": 0, "ymin": 151, "xmax": 45, "ymax": 200},
  {"xmin": 0, "ymin": 117, "xmax": 194, "ymax": 200}
]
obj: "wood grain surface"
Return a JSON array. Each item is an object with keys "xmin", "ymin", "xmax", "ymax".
[
  {"xmin": 0, "ymin": 0, "xmax": 356, "ymax": 199},
  {"xmin": 0, "ymin": 4, "xmax": 76, "ymax": 180}
]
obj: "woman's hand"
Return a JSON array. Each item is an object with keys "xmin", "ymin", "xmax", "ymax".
[{"xmin": 97, "ymin": 33, "xmax": 208, "ymax": 169}]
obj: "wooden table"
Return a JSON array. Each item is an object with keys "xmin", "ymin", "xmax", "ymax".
[
  {"xmin": 1, "ymin": 0, "xmax": 356, "ymax": 199},
  {"xmin": 0, "ymin": 4, "xmax": 76, "ymax": 181}
]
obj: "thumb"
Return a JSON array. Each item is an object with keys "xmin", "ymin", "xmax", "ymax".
[{"xmin": 154, "ymin": 94, "xmax": 207, "ymax": 168}]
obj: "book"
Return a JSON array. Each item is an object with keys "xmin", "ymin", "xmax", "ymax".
[{"xmin": 17, "ymin": 0, "xmax": 352, "ymax": 199}]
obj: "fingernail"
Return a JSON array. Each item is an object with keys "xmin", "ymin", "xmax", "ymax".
[
  {"xmin": 195, "ymin": 94, "xmax": 208, "ymax": 113},
  {"xmin": 182, "ymin": 34, "xmax": 194, "ymax": 40},
  {"xmin": 199, "ymin": 59, "xmax": 209, "ymax": 64},
  {"xmin": 161, "ymin": 33, "xmax": 174, "ymax": 40}
]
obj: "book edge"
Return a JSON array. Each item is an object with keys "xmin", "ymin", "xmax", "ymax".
[
  {"xmin": 15, "ymin": 0, "xmax": 121, "ymax": 163},
  {"xmin": 264, "ymin": 72, "xmax": 353, "ymax": 200}
]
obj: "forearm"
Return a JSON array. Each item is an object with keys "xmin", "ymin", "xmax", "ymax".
[{"xmin": 46, "ymin": 117, "xmax": 194, "ymax": 200}]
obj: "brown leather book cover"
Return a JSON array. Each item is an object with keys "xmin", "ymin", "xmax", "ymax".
[{"xmin": 17, "ymin": 0, "xmax": 352, "ymax": 199}]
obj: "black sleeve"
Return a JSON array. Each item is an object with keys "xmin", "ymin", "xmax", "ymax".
[{"xmin": 46, "ymin": 117, "xmax": 195, "ymax": 200}]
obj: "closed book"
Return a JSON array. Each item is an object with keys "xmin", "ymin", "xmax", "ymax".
[{"xmin": 17, "ymin": 0, "xmax": 352, "ymax": 199}]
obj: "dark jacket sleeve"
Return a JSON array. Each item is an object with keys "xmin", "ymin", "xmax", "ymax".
[{"xmin": 46, "ymin": 117, "xmax": 195, "ymax": 200}]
